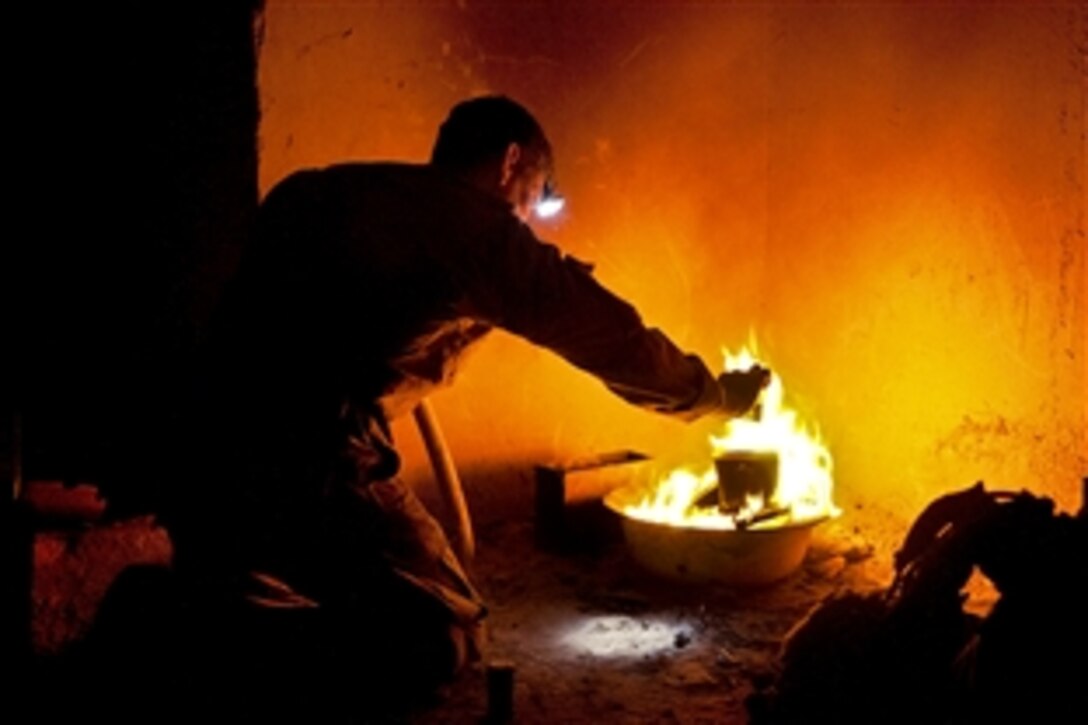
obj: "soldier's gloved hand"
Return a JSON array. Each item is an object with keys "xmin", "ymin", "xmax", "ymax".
[{"xmin": 717, "ymin": 365, "xmax": 772, "ymax": 417}]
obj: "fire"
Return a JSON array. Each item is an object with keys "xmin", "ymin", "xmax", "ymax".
[{"xmin": 623, "ymin": 343, "xmax": 838, "ymax": 530}]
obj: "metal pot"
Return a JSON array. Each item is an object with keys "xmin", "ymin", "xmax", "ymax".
[{"xmin": 604, "ymin": 484, "xmax": 824, "ymax": 585}]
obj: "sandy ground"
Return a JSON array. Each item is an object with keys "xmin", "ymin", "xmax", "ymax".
[
  {"xmin": 26, "ymin": 486, "xmax": 886, "ymax": 724},
  {"xmin": 406, "ymin": 516, "xmax": 884, "ymax": 725}
]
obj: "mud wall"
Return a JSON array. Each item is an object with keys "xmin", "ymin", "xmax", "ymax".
[{"xmin": 258, "ymin": 1, "xmax": 1086, "ymax": 553}]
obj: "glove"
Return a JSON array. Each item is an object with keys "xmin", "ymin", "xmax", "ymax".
[{"xmin": 717, "ymin": 365, "xmax": 772, "ymax": 417}]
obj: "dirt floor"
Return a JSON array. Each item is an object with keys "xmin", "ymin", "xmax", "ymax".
[
  {"xmin": 405, "ymin": 515, "xmax": 885, "ymax": 725},
  {"xmin": 25, "ymin": 485, "xmax": 888, "ymax": 724},
  {"xmin": 23, "ymin": 475, "xmax": 1073, "ymax": 723}
]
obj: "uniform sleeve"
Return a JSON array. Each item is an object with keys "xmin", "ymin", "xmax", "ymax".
[{"xmin": 456, "ymin": 217, "xmax": 724, "ymax": 421}]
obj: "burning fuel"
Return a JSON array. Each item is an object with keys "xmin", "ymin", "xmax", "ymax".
[{"xmin": 623, "ymin": 344, "xmax": 838, "ymax": 530}]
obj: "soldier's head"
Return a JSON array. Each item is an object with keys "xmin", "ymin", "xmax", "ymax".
[{"xmin": 431, "ymin": 95, "xmax": 560, "ymax": 222}]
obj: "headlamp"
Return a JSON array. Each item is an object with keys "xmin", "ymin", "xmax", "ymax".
[{"xmin": 534, "ymin": 180, "xmax": 565, "ymax": 219}]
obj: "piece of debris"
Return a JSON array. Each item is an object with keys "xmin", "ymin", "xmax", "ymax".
[
  {"xmin": 715, "ymin": 646, "xmax": 739, "ymax": 667},
  {"xmin": 664, "ymin": 659, "xmax": 718, "ymax": 687},
  {"xmin": 807, "ymin": 555, "xmax": 846, "ymax": 580}
]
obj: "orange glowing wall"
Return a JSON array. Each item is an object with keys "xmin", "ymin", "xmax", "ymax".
[{"xmin": 258, "ymin": 1, "xmax": 1085, "ymax": 545}]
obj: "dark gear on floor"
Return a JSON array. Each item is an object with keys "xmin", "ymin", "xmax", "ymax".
[{"xmin": 747, "ymin": 481, "xmax": 1088, "ymax": 725}]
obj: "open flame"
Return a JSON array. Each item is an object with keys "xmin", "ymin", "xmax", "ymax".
[{"xmin": 623, "ymin": 343, "xmax": 838, "ymax": 530}]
